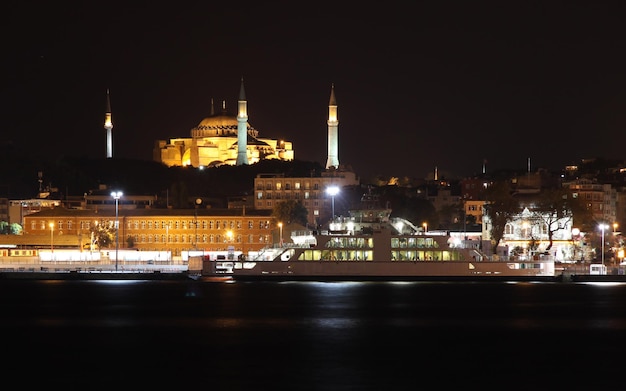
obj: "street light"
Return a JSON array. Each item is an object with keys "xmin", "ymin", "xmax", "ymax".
[
  {"xmin": 226, "ymin": 230, "xmax": 234, "ymax": 260},
  {"xmin": 49, "ymin": 222, "xmax": 54, "ymax": 259},
  {"xmin": 422, "ymin": 222, "xmax": 428, "ymax": 235},
  {"xmin": 166, "ymin": 222, "xmax": 171, "ymax": 262},
  {"xmin": 194, "ymin": 198, "xmax": 202, "ymax": 249},
  {"xmin": 571, "ymin": 227, "xmax": 580, "ymax": 262},
  {"xmin": 599, "ymin": 223, "xmax": 609, "ymax": 267},
  {"xmin": 111, "ymin": 191, "xmax": 123, "ymax": 272},
  {"xmin": 278, "ymin": 222, "xmax": 283, "ymax": 247},
  {"xmin": 326, "ymin": 186, "xmax": 339, "ymax": 220}
]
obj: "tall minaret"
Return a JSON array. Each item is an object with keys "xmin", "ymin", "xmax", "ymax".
[
  {"xmin": 236, "ymin": 77, "xmax": 249, "ymax": 165},
  {"xmin": 104, "ymin": 89, "xmax": 113, "ymax": 158},
  {"xmin": 326, "ymin": 83, "xmax": 339, "ymax": 169}
]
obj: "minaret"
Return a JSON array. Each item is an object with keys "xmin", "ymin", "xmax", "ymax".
[
  {"xmin": 104, "ymin": 89, "xmax": 113, "ymax": 158},
  {"xmin": 236, "ymin": 77, "xmax": 249, "ymax": 165},
  {"xmin": 326, "ymin": 83, "xmax": 339, "ymax": 169}
]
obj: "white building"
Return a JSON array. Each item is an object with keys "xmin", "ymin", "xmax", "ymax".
[{"xmin": 482, "ymin": 207, "xmax": 576, "ymax": 262}]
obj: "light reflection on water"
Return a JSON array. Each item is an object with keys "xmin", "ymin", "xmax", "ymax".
[{"xmin": 3, "ymin": 280, "xmax": 626, "ymax": 389}]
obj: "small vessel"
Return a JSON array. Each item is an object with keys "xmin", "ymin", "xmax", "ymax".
[{"xmin": 204, "ymin": 193, "xmax": 556, "ymax": 281}]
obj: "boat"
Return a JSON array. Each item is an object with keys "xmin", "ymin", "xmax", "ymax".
[{"xmin": 202, "ymin": 193, "xmax": 556, "ymax": 281}]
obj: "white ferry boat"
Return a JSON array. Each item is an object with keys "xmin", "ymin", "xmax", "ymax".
[{"xmin": 203, "ymin": 194, "xmax": 556, "ymax": 281}]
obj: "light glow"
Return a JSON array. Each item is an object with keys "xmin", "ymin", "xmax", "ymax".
[{"xmin": 326, "ymin": 186, "xmax": 339, "ymax": 197}]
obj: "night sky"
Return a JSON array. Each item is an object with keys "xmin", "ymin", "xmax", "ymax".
[{"xmin": 4, "ymin": 1, "xmax": 626, "ymax": 181}]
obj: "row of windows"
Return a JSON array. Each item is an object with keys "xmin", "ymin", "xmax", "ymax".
[
  {"xmin": 35, "ymin": 220, "xmax": 272, "ymax": 232},
  {"xmin": 321, "ymin": 237, "xmax": 441, "ymax": 249},
  {"xmin": 256, "ymin": 181, "xmax": 321, "ymax": 191},
  {"xmin": 293, "ymin": 249, "xmax": 462, "ymax": 261},
  {"xmin": 466, "ymin": 204, "xmax": 482, "ymax": 212},
  {"xmin": 38, "ymin": 220, "xmax": 73, "ymax": 230},
  {"xmin": 504, "ymin": 223, "xmax": 550, "ymax": 236},
  {"xmin": 125, "ymin": 220, "xmax": 268, "ymax": 231},
  {"xmin": 256, "ymin": 200, "xmax": 320, "ymax": 209},
  {"xmin": 127, "ymin": 233, "xmax": 271, "ymax": 244},
  {"xmin": 390, "ymin": 250, "xmax": 463, "ymax": 261},
  {"xmin": 256, "ymin": 191, "xmax": 319, "ymax": 200}
]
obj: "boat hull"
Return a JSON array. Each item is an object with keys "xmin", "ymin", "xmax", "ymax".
[{"xmin": 230, "ymin": 259, "xmax": 556, "ymax": 281}]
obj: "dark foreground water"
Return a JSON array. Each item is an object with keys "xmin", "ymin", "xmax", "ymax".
[{"xmin": 2, "ymin": 279, "xmax": 625, "ymax": 390}]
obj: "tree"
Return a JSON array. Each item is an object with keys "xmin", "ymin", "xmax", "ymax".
[
  {"xmin": 90, "ymin": 219, "xmax": 115, "ymax": 249},
  {"xmin": 377, "ymin": 185, "xmax": 437, "ymax": 228},
  {"xmin": 483, "ymin": 180, "xmax": 519, "ymax": 254},
  {"xmin": 272, "ymin": 200, "xmax": 308, "ymax": 226},
  {"xmin": 528, "ymin": 188, "xmax": 575, "ymax": 252},
  {"xmin": 568, "ymin": 192, "xmax": 595, "ymax": 233},
  {"xmin": 0, "ymin": 221, "xmax": 22, "ymax": 235},
  {"xmin": 170, "ymin": 181, "xmax": 190, "ymax": 208}
]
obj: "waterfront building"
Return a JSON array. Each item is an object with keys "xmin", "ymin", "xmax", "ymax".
[
  {"xmin": 482, "ymin": 205, "xmax": 577, "ymax": 262},
  {"xmin": 254, "ymin": 168, "xmax": 359, "ymax": 227},
  {"xmin": 563, "ymin": 178, "xmax": 617, "ymax": 225},
  {"xmin": 16, "ymin": 207, "xmax": 274, "ymax": 257}
]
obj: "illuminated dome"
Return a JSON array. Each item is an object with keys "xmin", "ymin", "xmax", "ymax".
[
  {"xmin": 197, "ymin": 114, "xmax": 238, "ymax": 127},
  {"xmin": 191, "ymin": 111, "xmax": 259, "ymax": 138}
]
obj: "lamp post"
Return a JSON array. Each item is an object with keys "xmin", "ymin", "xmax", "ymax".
[
  {"xmin": 111, "ymin": 191, "xmax": 123, "ymax": 272},
  {"xmin": 49, "ymin": 222, "xmax": 54, "ymax": 259},
  {"xmin": 194, "ymin": 198, "xmax": 202, "ymax": 249},
  {"xmin": 422, "ymin": 222, "xmax": 428, "ymax": 235},
  {"xmin": 278, "ymin": 222, "xmax": 283, "ymax": 247},
  {"xmin": 166, "ymin": 222, "xmax": 171, "ymax": 262},
  {"xmin": 615, "ymin": 223, "xmax": 621, "ymax": 266},
  {"xmin": 226, "ymin": 230, "xmax": 234, "ymax": 260},
  {"xmin": 599, "ymin": 223, "xmax": 609, "ymax": 267},
  {"xmin": 326, "ymin": 186, "xmax": 339, "ymax": 221}
]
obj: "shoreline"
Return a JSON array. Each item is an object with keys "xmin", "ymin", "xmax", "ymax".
[
  {"xmin": 2, "ymin": 270, "xmax": 625, "ymax": 283},
  {"xmin": 0, "ymin": 271, "xmax": 196, "ymax": 280}
]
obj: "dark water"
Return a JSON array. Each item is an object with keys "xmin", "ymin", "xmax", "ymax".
[{"xmin": 2, "ymin": 279, "xmax": 625, "ymax": 390}]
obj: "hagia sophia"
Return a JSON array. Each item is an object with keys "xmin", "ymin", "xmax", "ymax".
[
  {"xmin": 152, "ymin": 79, "xmax": 296, "ymax": 168},
  {"xmin": 104, "ymin": 78, "xmax": 341, "ymax": 172}
]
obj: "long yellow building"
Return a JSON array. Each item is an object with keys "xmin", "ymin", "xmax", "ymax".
[{"xmin": 18, "ymin": 207, "xmax": 275, "ymax": 257}]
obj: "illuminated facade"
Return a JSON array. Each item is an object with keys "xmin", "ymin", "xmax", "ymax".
[
  {"xmin": 22, "ymin": 207, "xmax": 275, "ymax": 256},
  {"xmin": 564, "ymin": 179, "xmax": 617, "ymax": 224},
  {"xmin": 254, "ymin": 169, "xmax": 359, "ymax": 227},
  {"xmin": 153, "ymin": 79, "xmax": 294, "ymax": 168},
  {"xmin": 482, "ymin": 207, "xmax": 575, "ymax": 261}
]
